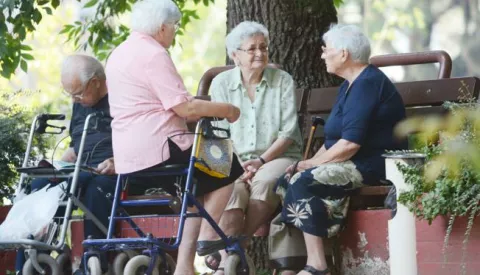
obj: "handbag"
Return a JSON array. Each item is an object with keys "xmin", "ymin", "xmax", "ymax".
[
  {"xmin": 268, "ymin": 213, "xmax": 307, "ymax": 270},
  {"xmin": 193, "ymin": 118, "xmax": 233, "ymax": 178}
]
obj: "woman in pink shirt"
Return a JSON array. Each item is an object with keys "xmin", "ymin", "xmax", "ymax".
[{"xmin": 106, "ymin": 1, "xmax": 243, "ymax": 274}]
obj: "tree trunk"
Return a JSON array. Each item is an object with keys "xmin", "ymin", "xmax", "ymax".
[
  {"xmin": 226, "ymin": 0, "xmax": 340, "ymax": 271},
  {"xmin": 226, "ymin": 0, "xmax": 341, "ymax": 89}
]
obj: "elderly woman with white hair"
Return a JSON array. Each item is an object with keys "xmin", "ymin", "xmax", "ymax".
[
  {"xmin": 105, "ymin": 0, "xmax": 245, "ymax": 274},
  {"xmin": 276, "ymin": 24, "xmax": 407, "ymax": 275},
  {"xmin": 205, "ymin": 21, "xmax": 303, "ymax": 273}
]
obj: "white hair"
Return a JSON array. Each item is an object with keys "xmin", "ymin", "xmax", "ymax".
[
  {"xmin": 225, "ymin": 21, "xmax": 269, "ymax": 59},
  {"xmin": 131, "ymin": 0, "xmax": 182, "ymax": 36},
  {"xmin": 323, "ymin": 24, "xmax": 371, "ymax": 64},
  {"xmin": 61, "ymin": 55, "xmax": 105, "ymax": 86}
]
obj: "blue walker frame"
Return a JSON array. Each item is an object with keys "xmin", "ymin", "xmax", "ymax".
[{"xmin": 82, "ymin": 118, "xmax": 250, "ymax": 274}]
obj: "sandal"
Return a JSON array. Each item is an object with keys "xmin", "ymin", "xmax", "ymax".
[
  {"xmin": 303, "ymin": 265, "xmax": 330, "ymax": 275},
  {"xmin": 204, "ymin": 251, "xmax": 221, "ymax": 270},
  {"xmin": 197, "ymin": 239, "xmax": 226, "ymax": 256}
]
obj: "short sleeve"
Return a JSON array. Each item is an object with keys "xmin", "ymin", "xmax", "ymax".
[
  {"xmin": 341, "ymin": 79, "xmax": 378, "ymax": 145},
  {"xmin": 145, "ymin": 51, "xmax": 193, "ymax": 110},
  {"xmin": 209, "ymin": 77, "xmax": 230, "ymax": 131},
  {"xmin": 278, "ymin": 74, "xmax": 302, "ymax": 144}
]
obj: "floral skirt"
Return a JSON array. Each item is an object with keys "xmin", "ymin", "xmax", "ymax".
[{"xmin": 276, "ymin": 161, "xmax": 364, "ymax": 238}]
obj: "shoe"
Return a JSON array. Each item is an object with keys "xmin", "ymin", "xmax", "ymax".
[
  {"xmin": 196, "ymin": 239, "xmax": 226, "ymax": 256},
  {"xmin": 303, "ymin": 265, "xmax": 330, "ymax": 275}
]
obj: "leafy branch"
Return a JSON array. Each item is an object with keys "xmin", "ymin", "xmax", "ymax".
[{"xmin": 0, "ymin": 0, "xmax": 214, "ymax": 79}]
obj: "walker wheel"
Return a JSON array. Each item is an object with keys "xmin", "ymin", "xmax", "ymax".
[
  {"xmin": 113, "ymin": 251, "xmax": 139, "ymax": 275},
  {"xmin": 22, "ymin": 254, "xmax": 61, "ymax": 275},
  {"xmin": 124, "ymin": 255, "xmax": 159, "ymax": 275},
  {"xmin": 87, "ymin": 256, "xmax": 102, "ymax": 275},
  {"xmin": 158, "ymin": 253, "xmax": 176, "ymax": 274}
]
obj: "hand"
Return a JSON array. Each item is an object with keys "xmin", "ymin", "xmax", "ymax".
[
  {"xmin": 96, "ymin": 158, "xmax": 115, "ymax": 175},
  {"xmin": 241, "ymin": 170, "xmax": 255, "ymax": 183},
  {"xmin": 296, "ymin": 160, "xmax": 313, "ymax": 172},
  {"xmin": 240, "ymin": 158, "xmax": 263, "ymax": 183},
  {"xmin": 285, "ymin": 160, "xmax": 313, "ymax": 174},
  {"xmin": 226, "ymin": 105, "xmax": 240, "ymax": 123}
]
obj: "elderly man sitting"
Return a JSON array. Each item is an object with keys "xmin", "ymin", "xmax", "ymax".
[{"xmin": 15, "ymin": 55, "xmax": 116, "ymax": 275}]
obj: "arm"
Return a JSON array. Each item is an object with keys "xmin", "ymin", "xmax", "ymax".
[
  {"xmin": 313, "ymin": 144, "xmax": 327, "ymax": 158},
  {"xmin": 172, "ymin": 99, "xmax": 240, "ymax": 123},
  {"xmin": 309, "ymin": 139, "xmax": 360, "ymax": 165},
  {"xmin": 295, "ymin": 79, "xmax": 378, "ymax": 172},
  {"xmin": 60, "ymin": 147, "xmax": 76, "ymax": 162},
  {"xmin": 145, "ymin": 51, "xmax": 240, "ymax": 123},
  {"xmin": 262, "ymin": 74, "xmax": 302, "ymax": 162}
]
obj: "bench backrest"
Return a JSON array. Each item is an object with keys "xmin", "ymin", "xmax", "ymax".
[{"xmin": 304, "ymin": 77, "xmax": 480, "ymax": 133}]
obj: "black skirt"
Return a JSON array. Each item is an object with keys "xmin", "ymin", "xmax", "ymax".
[{"xmin": 128, "ymin": 138, "xmax": 244, "ymax": 197}]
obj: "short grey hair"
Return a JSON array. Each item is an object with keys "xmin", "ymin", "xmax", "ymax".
[
  {"xmin": 323, "ymin": 24, "xmax": 371, "ymax": 64},
  {"xmin": 131, "ymin": 0, "xmax": 181, "ymax": 36},
  {"xmin": 225, "ymin": 21, "xmax": 269, "ymax": 59},
  {"xmin": 61, "ymin": 55, "xmax": 105, "ymax": 86}
]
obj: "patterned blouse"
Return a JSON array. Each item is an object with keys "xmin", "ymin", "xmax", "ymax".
[{"xmin": 210, "ymin": 66, "xmax": 302, "ymax": 162}]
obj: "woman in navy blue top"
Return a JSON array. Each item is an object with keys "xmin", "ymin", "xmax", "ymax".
[{"xmin": 276, "ymin": 25, "xmax": 407, "ymax": 275}]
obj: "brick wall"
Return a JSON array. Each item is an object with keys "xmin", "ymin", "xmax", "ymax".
[
  {"xmin": 0, "ymin": 206, "xmax": 15, "ymax": 275},
  {"xmin": 339, "ymin": 210, "xmax": 480, "ymax": 275}
]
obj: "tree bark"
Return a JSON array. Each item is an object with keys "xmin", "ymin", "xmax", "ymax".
[
  {"xmin": 226, "ymin": 0, "xmax": 341, "ymax": 89},
  {"xmin": 226, "ymin": 0, "xmax": 340, "ymax": 271}
]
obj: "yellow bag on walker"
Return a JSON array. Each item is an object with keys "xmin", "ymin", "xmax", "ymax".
[{"xmin": 194, "ymin": 119, "xmax": 233, "ymax": 178}]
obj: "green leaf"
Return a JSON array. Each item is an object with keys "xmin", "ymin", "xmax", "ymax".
[
  {"xmin": 37, "ymin": 0, "xmax": 50, "ymax": 5},
  {"xmin": 44, "ymin": 7, "xmax": 52, "ymax": 15},
  {"xmin": 83, "ymin": 0, "xmax": 99, "ymax": 8},
  {"xmin": 51, "ymin": 0, "xmax": 60, "ymax": 8},
  {"xmin": 20, "ymin": 59, "xmax": 27, "ymax": 72},
  {"xmin": 32, "ymin": 9, "xmax": 42, "ymax": 24},
  {"xmin": 17, "ymin": 27, "xmax": 26, "ymax": 40},
  {"xmin": 333, "ymin": 0, "xmax": 344, "ymax": 8},
  {"xmin": 59, "ymin": 25, "xmax": 74, "ymax": 34},
  {"xmin": 20, "ymin": 44, "xmax": 32, "ymax": 51},
  {"xmin": 21, "ymin": 53, "xmax": 34, "ymax": 60}
]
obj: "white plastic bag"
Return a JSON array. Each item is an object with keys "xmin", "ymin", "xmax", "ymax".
[{"xmin": 0, "ymin": 181, "xmax": 67, "ymax": 241}]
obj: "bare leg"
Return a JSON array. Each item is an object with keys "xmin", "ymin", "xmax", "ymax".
[
  {"xmin": 174, "ymin": 183, "xmax": 233, "ymax": 275},
  {"xmin": 174, "ymin": 205, "xmax": 202, "ymax": 275},
  {"xmin": 297, "ymin": 232, "xmax": 329, "ymax": 275},
  {"xmin": 209, "ymin": 199, "xmax": 276, "ymax": 274},
  {"xmin": 242, "ymin": 199, "xmax": 276, "ymax": 237},
  {"xmin": 198, "ymin": 183, "xmax": 234, "ymax": 240}
]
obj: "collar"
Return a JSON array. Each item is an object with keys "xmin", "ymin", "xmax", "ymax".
[{"xmin": 228, "ymin": 66, "xmax": 275, "ymax": 91}]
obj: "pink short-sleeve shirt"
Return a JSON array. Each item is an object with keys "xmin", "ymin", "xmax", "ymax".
[{"xmin": 106, "ymin": 31, "xmax": 194, "ymax": 174}]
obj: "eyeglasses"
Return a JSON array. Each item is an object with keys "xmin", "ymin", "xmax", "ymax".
[
  {"xmin": 62, "ymin": 77, "xmax": 93, "ymax": 100},
  {"xmin": 173, "ymin": 22, "xmax": 180, "ymax": 32},
  {"xmin": 237, "ymin": 46, "xmax": 269, "ymax": 55},
  {"xmin": 62, "ymin": 88, "xmax": 85, "ymax": 100}
]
